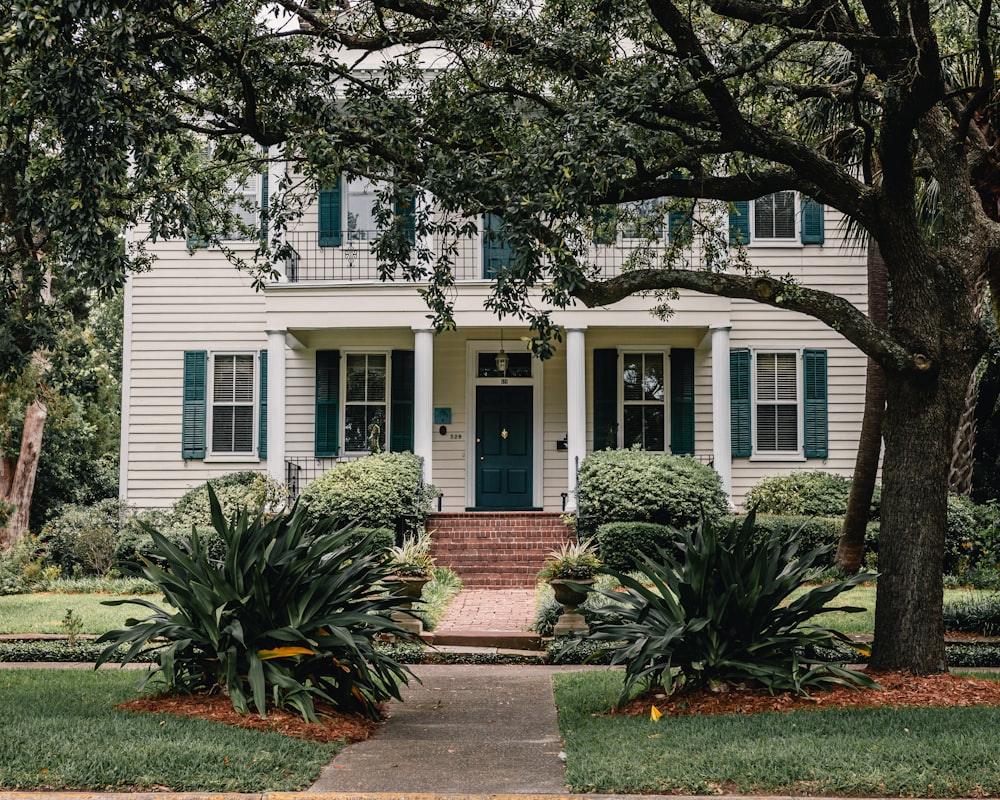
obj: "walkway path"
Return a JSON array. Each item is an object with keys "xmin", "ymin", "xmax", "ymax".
[
  {"xmin": 430, "ymin": 588, "xmax": 541, "ymax": 650},
  {"xmin": 308, "ymin": 663, "xmax": 570, "ymax": 795}
]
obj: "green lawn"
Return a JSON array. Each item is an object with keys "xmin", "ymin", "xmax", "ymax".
[
  {"xmin": 0, "ymin": 593, "xmax": 172, "ymax": 635},
  {"xmin": 555, "ymin": 669, "xmax": 1000, "ymax": 796},
  {"xmin": 0, "ymin": 669, "xmax": 337, "ymax": 791}
]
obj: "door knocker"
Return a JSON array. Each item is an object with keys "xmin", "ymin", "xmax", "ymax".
[{"xmin": 501, "ymin": 428, "xmax": 509, "ymax": 440}]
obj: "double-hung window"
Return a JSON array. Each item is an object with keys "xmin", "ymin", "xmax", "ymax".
[
  {"xmin": 622, "ymin": 352, "xmax": 667, "ymax": 451},
  {"xmin": 211, "ymin": 353, "xmax": 256, "ymax": 455},
  {"xmin": 730, "ymin": 348, "xmax": 828, "ymax": 459},
  {"xmin": 754, "ymin": 351, "xmax": 799, "ymax": 453},
  {"xmin": 343, "ymin": 352, "xmax": 388, "ymax": 453},
  {"xmin": 752, "ymin": 191, "xmax": 796, "ymax": 241}
]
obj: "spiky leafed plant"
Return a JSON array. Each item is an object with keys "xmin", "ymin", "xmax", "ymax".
[
  {"xmin": 95, "ymin": 487, "xmax": 420, "ymax": 721},
  {"xmin": 586, "ymin": 513, "xmax": 878, "ymax": 705}
]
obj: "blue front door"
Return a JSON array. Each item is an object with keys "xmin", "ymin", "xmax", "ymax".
[{"xmin": 475, "ymin": 385, "xmax": 533, "ymax": 509}]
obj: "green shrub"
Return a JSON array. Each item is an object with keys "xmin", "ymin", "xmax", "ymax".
[
  {"xmin": 171, "ymin": 471, "xmax": 288, "ymax": 529},
  {"xmin": 944, "ymin": 495, "xmax": 1000, "ymax": 576},
  {"xmin": 97, "ymin": 488, "xmax": 419, "ymax": 722},
  {"xmin": 115, "ymin": 524, "xmax": 227, "ymax": 569},
  {"xmin": 585, "ymin": 513, "xmax": 877, "ymax": 702},
  {"xmin": 596, "ymin": 521, "xmax": 677, "ymax": 572},
  {"xmin": 575, "ymin": 448, "xmax": 728, "ymax": 540},
  {"xmin": 731, "ymin": 514, "xmax": 845, "ymax": 566},
  {"xmin": 943, "ymin": 592, "xmax": 1000, "ymax": 636},
  {"xmin": 39, "ymin": 499, "xmax": 126, "ymax": 574},
  {"xmin": 298, "ymin": 452, "xmax": 435, "ymax": 534},
  {"xmin": 744, "ymin": 471, "xmax": 879, "ymax": 518}
]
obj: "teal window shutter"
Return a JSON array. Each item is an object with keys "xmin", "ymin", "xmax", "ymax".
[
  {"xmin": 670, "ymin": 348, "xmax": 695, "ymax": 455},
  {"xmin": 593, "ymin": 348, "xmax": 618, "ymax": 450},
  {"xmin": 395, "ymin": 193, "xmax": 417, "ymax": 246},
  {"xmin": 182, "ymin": 351, "xmax": 208, "ymax": 459},
  {"xmin": 258, "ymin": 349, "xmax": 268, "ymax": 459},
  {"xmin": 390, "ymin": 349, "xmax": 415, "ymax": 452},
  {"xmin": 803, "ymin": 349, "xmax": 829, "ymax": 457},
  {"xmin": 315, "ymin": 350, "xmax": 340, "ymax": 457},
  {"xmin": 730, "ymin": 348, "xmax": 751, "ymax": 457},
  {"xmin": 800, "ymin": 197, "xmax": 825, "ymax": 244},
  {"xmin": 483, "ymin": 212, "xmax": 514, "ymax": 278},
  {"xmin": 318, "ymin": 178, "xmax": 343, "ymax": 247},
  {"xmin": 729, "ymin": 200, "xmax": 750, "ymax": 245}
]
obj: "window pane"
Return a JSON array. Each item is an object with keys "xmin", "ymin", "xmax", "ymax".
[
  {"xmin": 233, "ymin": 406, "xmax": 254, "ymax": 452},
  {"xmin": 756, "ymin": 405, "xmax": 777, "ymax": 451},
  {"xmin": 774, "ymin": 191, "xmax": 796, "ymax": 238},
  {"xmin": 347, "ymin": 180, "xmax": 377, "ymax": 241},
  {"xmin": 234, "ymin": 355, "xmax": 254, "ymax": 403},
  {"xmin": 623, "ymin": 405, "xmax": 643, "ymax": 448},
  {"xmin": 367, "ymin": 355, "xmax": 386, "ymax": 402},
  {"xmin": 623, "ymin": 354, "xmax": 642, "ymax": 401},
  {"xmin": 476, "ymin": 352, "xmax": 532, "ymax": 378},
  {"xmin": 776, "ymin": 405, "xmax": 798, "ymax": 450},
  {"xmin": 776, "ymin": 353, "xmax": 797, "ymax": 400},
  {"xmin": 346, "ymin": 354, "xmax": 367, "ymax": 402},
  {"xmin": 644, "ymin": 354, "xmax": 665, "ymax": 401},
  {"xmin": 754, "ymin": 195, "xmax": 776, "ymax": 239},
  {"xmin": 643, "ymin": 406, "xmax": 665, "ymax": 451},
  {"xmin": 756, "ymin": 353, "xmax": 777, "ymax": 401},
  {"xmin": 344, "ymin": 405, "xmax": 367, "ymax": 451},
  {"xmin": 214, "ymin": 355, "xmax": 235, "ymax": 402},
  {"xmin": 212, "ymin": 408, "xmax": 235, "ymax": 452}
]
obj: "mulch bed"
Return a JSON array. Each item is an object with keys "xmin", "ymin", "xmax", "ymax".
[
  {"xmin": 614, "ymin": 670, "xmax": 1000, "ymax": 717},
  {"xmin": 116, "ymin": 692, "xmax": 382, "ymax": 743}
]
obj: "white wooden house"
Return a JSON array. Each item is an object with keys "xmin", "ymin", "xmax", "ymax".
[{"xmin": 120, "ymin": 181, "xmax": 868, "ymax": 528}]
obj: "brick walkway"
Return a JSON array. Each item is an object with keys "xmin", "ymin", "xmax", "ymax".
[{"xmin": 434, "ymin": 588, "xmax": 537, "ymax": 632}]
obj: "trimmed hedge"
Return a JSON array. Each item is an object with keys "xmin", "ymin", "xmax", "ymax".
[
  {"xmin": 576, "ymin": 448, "xmax": 727, "ymax": 540},
  {"xmin": 298, "ymin": 452, "xmax": 435, "ymax": 535},
  {"xmin": 744, "ymin": 471, "xmax": 880, "ymax": 519},
  {"xmin": 596, "ymin": 521, "xmax": 677, "ymax": 573},
  {"xmin": 172, "ymin": 471, "xmax": 288, "ymax": 529}
]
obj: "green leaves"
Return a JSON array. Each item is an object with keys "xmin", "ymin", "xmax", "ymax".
[
  {"xmin": 96, "ymin": 486, "xmax": 420, "ymax": 721},
  {"xmin": 586, "ymin": 513, "xmax": 878, "ymax": 703}
]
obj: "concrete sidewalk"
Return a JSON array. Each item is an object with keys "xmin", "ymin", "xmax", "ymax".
[{"xmin": 309, "ymin": 664, "xmax": 570, "ymax": 795}]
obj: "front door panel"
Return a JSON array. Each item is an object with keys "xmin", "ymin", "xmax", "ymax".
[{"xmin": 475, "ymin": 385, "xmax": 533, "ymax": 509}]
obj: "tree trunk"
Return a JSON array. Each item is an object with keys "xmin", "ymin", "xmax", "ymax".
[
  {"xmin": 0, "ymin": 398, "xmax": 47, "ymax": 549},
  {"xmin": 870, "ymin": 359, "xmax": 971, "ymax": 673},
  {"xmin": 837, "ymin": 239, "xmax": 888, "ymax": 573},
  {"xmin": 948, "ymin": 375, "xmax": 979, "ymax": 495}
]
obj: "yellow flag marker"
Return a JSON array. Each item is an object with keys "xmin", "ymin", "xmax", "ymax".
[{"xmin": 650, "ymin": 704, "xmax": 663, "ymax": 722}]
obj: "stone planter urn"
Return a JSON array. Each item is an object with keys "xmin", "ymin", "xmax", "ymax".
[
  {"xmin": 385, "ymin": 574, "xmax": 431, "ymax": 635},
  {"xmin": 549, "ymin": 578, "xmax": 595, "ymax": 636}
]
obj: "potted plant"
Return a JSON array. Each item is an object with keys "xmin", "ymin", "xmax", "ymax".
[
  {"xmin": 384, "ymin": 533, "xmax": 436, "ymax": 634},
  {"xmin": 537, "ymin": 540, "xmax": 601, "ymax": 635}
]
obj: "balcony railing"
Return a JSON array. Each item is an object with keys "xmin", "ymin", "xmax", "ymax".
[{"xmin": 281, "ymin": 229, "xmax": 683, "ymax": 284}]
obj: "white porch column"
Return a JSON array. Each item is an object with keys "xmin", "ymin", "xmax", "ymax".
[
  {"xmin": 413, "ymin": 327, "xmax": 434, "ymax": 486},
  {"xmin": 711, "ymin": 325, "xmax": 733, "ymax": 505},
  {"xmin": 266, "ymin": 329, "xmax": 288, "ymax": 485},
  {"xmin": 565, "ymin": 327, "xmax": 588, "ymax": 512}
]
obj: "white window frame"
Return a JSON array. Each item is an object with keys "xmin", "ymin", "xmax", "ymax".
[
  {"xmin": 618, "ymin": 348, "xmax": 670, "ymax": 453},
  {"xmin": 220, "ymin": 172, "xmax": 263, "ymax": 244},
  {"xmin": 750, "ymin": 349, "xmax": 804, "ymax": 458},
  {"xmin": 341, "ymin": 348, "xmax": 391, "ymax": 454},
  {"xmin": 750, "ymin": 191, "xmax": 799, "ymax": 245},
  {"xmin": 207, "ymin": 351, "xmax": 257, "ymax": 460}
]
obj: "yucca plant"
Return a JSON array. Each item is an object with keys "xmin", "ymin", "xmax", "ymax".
[
  {"xmin": 586, "ymin": 513, "xmax": 878, "ymax": 704},
  {"xmin": 95, "ymin": 487, "xmax": 420, "ymax": 722}
]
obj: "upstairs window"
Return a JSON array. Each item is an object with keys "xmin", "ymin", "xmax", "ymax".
[
  {"xmin": 729, "ymin": 194, "xmax": 825, "ymax": 245},
  {"xmin": 753, "ymin": 191, "xmax": 796, "ymax": 241}
]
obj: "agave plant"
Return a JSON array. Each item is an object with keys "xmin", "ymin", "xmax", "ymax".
[
  {"xmin": 586, "ymin": 512, "xmax": 878, "ymax": 704},
  {"xmin": 95, "ymin": 487, "xmax": 420, "ymax": 722}
]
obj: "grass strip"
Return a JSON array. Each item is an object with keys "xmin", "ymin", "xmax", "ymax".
[
  {"xmin": 0, "ymin": 593, "xmax": 174, "ymax": 635},
  {"xmin": 554, "ymin": 669, "xmax": 1000, "ymax": 797},
  {"xmin": 0, "ymin": 669, "xmax": 338, "ymax": 791}
]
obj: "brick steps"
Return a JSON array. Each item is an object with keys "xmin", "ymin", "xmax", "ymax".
[{"xmin": 427, "ymin": 512, "xmax": 574, "ymax": 588}]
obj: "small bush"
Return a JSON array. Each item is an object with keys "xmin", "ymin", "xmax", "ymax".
[
  {"xmin": 97, "ymin": 488, "xmax": 420, "ymax": 722},
  {"xmin": 575, "ymin": 448, "xmax": 728, "ymax": 540},
  {"xmin": 39, "ymin": 499, "xmax": 126, "ymax": 575},
  {"xmin": 585, "ymin": 513, "xmax": 877, "ymax": 702},
  {"xmin": 298, "ymin": 452, "xmax": 435, "ymax": 534},
  {"xmin": 171, "ymin": 471, "xmax": 288, "ymax": 529},
  {"xmin": 744, "ymin": 471, "xmax": 879, "ymax": 518},
  {"xmin": 732, "ymin": 514, "xmax": 846, "ymax": 566},
  {"xmin": 943, "ymin": 592, "xmax": 1000, "ymax": 636},
  {"xmin": 596, "ymin": 521, "xmax": 678, "ymax": 573}
]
